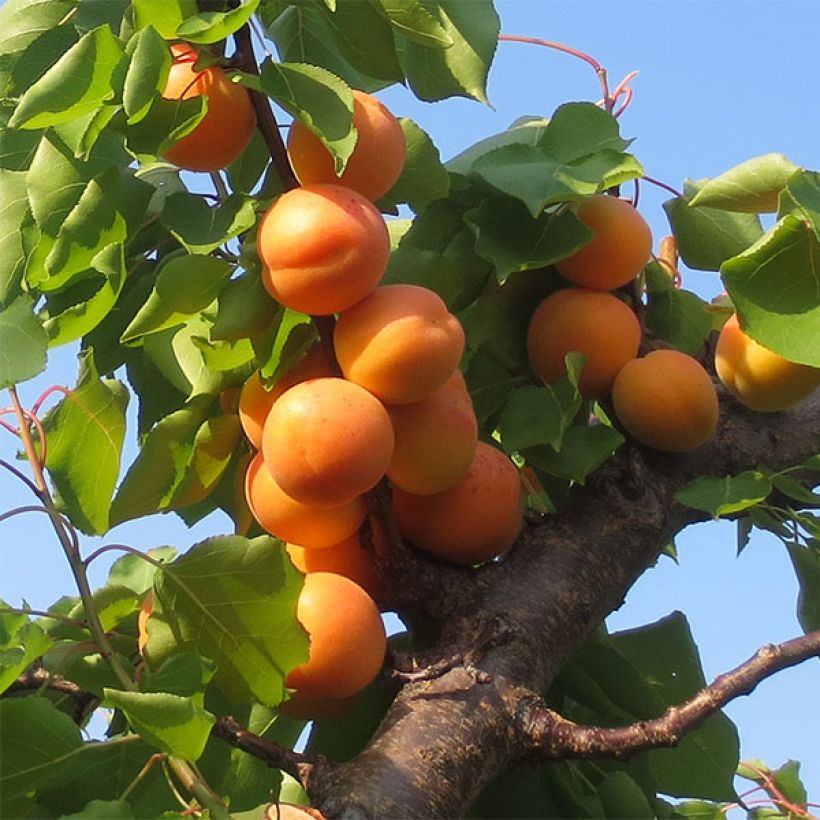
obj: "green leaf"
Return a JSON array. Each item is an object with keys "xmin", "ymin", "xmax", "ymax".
[
  {"xmin": 670, "ymin": 800, "xmax": 727, "ymax": 819},
  {"xmin": 786, "ymin": 543, "xmax": 820, "ymax": 633},
  {"xmin": 537, "ymin": 103, "xmax": 630, "ymax": 162},
  {"xmin": 770, "ymin": 473, "xmax": 820, "ymax": 506},
  {"xmin": 176, "ymin": 0, "xmax": 261, "ymax": 44},
  {"xmin": 447, "ymin": 116, "xmax": 550, "ymax": 175},
  {"xmin": 0, "ymin": 608, "xmax": 53, "ymax": 695},
  {"xmin": 644, "ymin": 263, "xmax": 713, "ymax": 354},
  {"xmin": 161, "ymin": 193, "xmax": 257, "ymax": 255},
  {"xmin": 61, "ymin": 799, "xmax": 135, "ymax": 819},
  {"xmin": 0, "ymin": 106, "xmax": 42, "ymax": 171},
  {"xmin": 597, "ymin": 771, "xmax": 654, "ymax": 819},
  {"xmin": 140, "ymin": 651, "xmax": 214, "ymax": 697},
  {"xmin": 107, "ymin": 547, "xmax": 178, "ymax": 594},
  {"xmin": 371, "ymin": 0, "xmax": 453, "ymax": 47},
  {"xmin": 0, "ymin": 297, "xmax": 48, "ymax": 388},
  {"xmin": 132, "ymin": 0, "xmax": 198, "ymax": 40},
  {"xmin": 523, "ymin": 423, "xmax": 624, "ymax": 484},
  {"xmin": 152, "ymin": 535, "xmax": 309, "ymax": 707},
  {"xmin": 0, "ymin": 169, "xmax": 30, "ymax": 304},
  {"xmin": 770, "ymin": 760, "xmax": 808, "ymax": 806},
  {"xmin": 10, "ymin": 25, "xmax": 125, "ymax": 129},
  {"xmin": 0, "ymin": 0, "xmax": 73, "ymax": 55},
  {"xmin": 258, "ymin": 60, "xmax": 355, "ymax": 173},
  {"xmin": 721, "ymin": 214, "xmax": 820, "ymax": 367},
  {"xmin": 211, "ymin": 272, "xmax": 280, "ymax": 342},
  {"xmin": 378, "ymin": 118, "xmax": 449, "ymax": 212},
  {"xmin": 383, "ymin": 245, "xmax": 465, "ymax": 308},
  {"xmin": 41, "ymin": 354, "xmax": 128, "ymax": 534},
  {"xmin": 67, "ymin": 585, "xmax": 140, "ymax": 632},
  {"xmin": 399, "ymin": 0, "xmax": 499, "ymax": 103},
  {"xmin": 256, "ymin": 307, "xmax": 317, "ymax": 382},
  {"xmin": 0, "ymin": 698, "xmax": 83, "ymax": 813},
  {"xmin": 690, "ymin": 153, "xmax": 799, "ymax": 213},
  {"xmin": 499, "ymin": 378, "xmax": 582, "ymax": 453},
  {"xmin": 675, "ymin": 471, "xmax": 772, "ymax": 518},
  {"xmin": 786, "ymin": 169, "xmax": 820, "ymax": 240},
  {"xmin": 124, "ymin": 95, "xmax": 207, "ymax": 160},
  {"xmin": 122, "ymin": 254, "xmax": 232, "ymax": 343},
  {"xmin": 611, "ymin": 613, "xmax": 739, "ymax": 801},
  {"xmin": 465, "ymin": 197, "xmax": 591, "ymax": 283},
  {"xmin": 123, "ymin": 25, "xmax": 171, "ymax": 124},
  {"xmin": 104, "ymin": 689, "xmax": 215, "ymax": 760},
  {"xmin": 664, "ymin": 181, "xmax": 764, "ymax": 272}
]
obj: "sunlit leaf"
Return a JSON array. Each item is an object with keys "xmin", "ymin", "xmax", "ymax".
[
  {"xmin": 0, "ymin": 297, "xmax": 48, "ymax": 388},
  {"xmin": 675, "ymin": 471, "xmax": 772, "ymax": 518}
]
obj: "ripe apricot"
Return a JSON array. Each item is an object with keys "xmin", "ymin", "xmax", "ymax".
[
  {"xmin": 715, "ymin": 314, "xmax": 820, "ymax": 412},
  {"xmin": 285, "ymin": 572, "xmax": 386, "ymax": 701},
  {"xmin": 612, "ymin": 349, "xmax": 719, "ymax": 451},
  {"xmin": 556, "ymin": 195, "xmax": 652, "ymax": 290},
  {"xmin": 334, "ymin": 285, "xmax": 465, "ymax": 405},
  {"xmin": 261, "ymin": 377, "xmax": 394, "ymax": 507},
  {"xmin": 526, "ymin": 288, "xmax": 641, "ymax": 399},
  {"xmin": 258, "ymin": 185, "xmax": 390, "ymax": 315},
  {"xmin": 286, "ymin": 534, "xmax": 381, "ymax": 601},
  {"xmin": 161, "ymin": 44, "xmax": 256, "ymax": 172},
  {"xmin": 238, "ymin": 346, "xmax": 332, "ymax": 449},
  {"xmin": 245, "ymin": 453, "xmax": 366, "ymax": 548},
  {"xmin": 387, "ymin": 372, "xmax": 478, "ymax": 495},
  {"xmin": 393, "ymin": 442, "xmax": 523, "ymax": 566},
  {"xmin": 288, "ymin": 90, "xmax": 406, "ymax": 202}
]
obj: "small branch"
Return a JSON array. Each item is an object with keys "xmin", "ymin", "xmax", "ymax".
[
  {"xmin": 212, "ymin": 716, "xmax": 316, "ymax": 783},
  {"xmin": 642, "ymin": 174, "xmax": 684, "ymax": 199},
  {"xmin": 0, "ymin": 458, "xmax": 42, "ymax": 496},
  {"xmin": 232, "ymin": 24, "xmax": 299, "ymax": 191},
  {"xmin": 8, "ymin": 668, "xmax": 99, "ymax": 724},
  {"xmin": 519, "ymin": 630, "xmax": 820, "ymax": 760}
]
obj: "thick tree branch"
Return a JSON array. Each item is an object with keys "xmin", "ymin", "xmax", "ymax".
[
  {"xmin": 307, "ymin": 391, "xmax": 820, "ymax": 818},
  {"xmin": 518, "ymin": 630, "xmax": 820, "ymax": 759}
]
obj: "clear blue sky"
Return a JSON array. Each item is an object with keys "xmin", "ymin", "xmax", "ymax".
[{"xmin": 1, "ymin": 0, "xmax": 818, "ymax": 807}]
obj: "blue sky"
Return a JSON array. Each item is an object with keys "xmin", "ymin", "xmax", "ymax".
[{"xmin": 1, "ymin": 0, "xmax": 818, "ymax": 807}]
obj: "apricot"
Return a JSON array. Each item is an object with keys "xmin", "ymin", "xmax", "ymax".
[
  {"xmin": 288, "ymin": 90, "xmax": 406, "ymax": 201},
  {"xmin": 387, "ymin": 373, "xmax": 478, "ymax": 495},
  {"xmin": 261, "ymin": 377, "xmax": 394, "ymax": 507},
  {"xmin": 612, "ymin": 349, "xmax": 719, "ymax": 451},
  {"xmin": 334, "ymin": 285, "xmax": 465, "ymax": 405},
  {"xmin": 285, "ymin": 572, "xmax": 386, "ymax": 701},
  {"xmin": 257, "ymin": 185, "xmax": 390, "ymax": 315},
  {"xmin": 393, "ymin": 441, "xmax": 523, "ymax": 566},
  {"xmin": 238, "ymin": 346, "xmax": 332, "ymax": 449},
  {"xmin": 715, "ymin": 314, "xmax": 820, "ymax": 412},
  {"xmin": 556, "ymin": 195, "xmax": 652, "ymax": 290},
  {"xmin": 161, "ymin": 44, "xmax": 256, "ymax": 172},
  {"xmin": 286, "ymin": 534, "xmax": 381, "ymax": 601},
  {"xmin": 526, "ymin": 288, "xmax": 641, "ymax": 399},
  {"xmin": 245, "ymin": 453, "xmax": 366, "ymax": 548}
]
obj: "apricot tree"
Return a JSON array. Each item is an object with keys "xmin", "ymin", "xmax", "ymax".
[{"xmin": 1, "ymin": 2, "xmax": 819, "ymax": 819}]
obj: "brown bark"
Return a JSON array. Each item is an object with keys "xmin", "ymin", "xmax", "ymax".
[{"xmin": 305, "ymin": 390, "xmax": 820, "ymax": 818}]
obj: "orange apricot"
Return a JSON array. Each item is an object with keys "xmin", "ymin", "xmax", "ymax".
[
  {"xmin": 286, "ymin": 535, "xmax": 381, "ymax": 601},
  {"xmin": 288, "ymin": 90, "xmax": 406, "ymax": 202},
  {"xmin": 238, "ymin": 346, "xmax": 332, "ymax": 449},
  {"xmin": 257, "ymin": 184, "xmax": 390, "ymax": 315},
  {"xmin": 285, "ymin": 572, "xmax": 386, "ymax": 701},
  {"xmin": 526, "ymin": 288, "xmax": 641, "ymax": 399},
  {"xmin": 245, "ymin": 453, "xmax": 366, "ymax": 548},
  {"xmin": 715, "ymin": 314, "xmax": 820, "ymax": 412},
  {"xmin": 161, "ymin": 44, "xmax": 256, "ymax": 172},
  {"xmin": 393, "ymin": 442, "xmax": 523, "ymax": 566},
  {"xmin": 334, "ymin": 285, "xmax": 465, "ymax": 405},
  {"xmin": 261, "ymin": 377, "xmax": 394, "ymax": 507},
  {"xmin": 387, "ymin": 373, "xmax": 478, "ymax": 495},
  {"xmin": 612, "ymin": 349, "xmax": 719, "ymax": 451},
  {"xmin": 556, "ymin": 195, "xmax": 652, "ymax": 290}
]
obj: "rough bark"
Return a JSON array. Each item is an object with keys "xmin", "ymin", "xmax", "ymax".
[{"xmin": 306, "ymin": 390, "xmax": 820, "ymax": 818}]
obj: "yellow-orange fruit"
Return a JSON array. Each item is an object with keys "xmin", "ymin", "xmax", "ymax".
[
  {"xmin": 526, "ymin": 288, "xmax": 641, "ymax": 399},
  {"xmin": 715, "ymin": 314, "xmax": 820, "ymax": 412},
  {"xmin": 556, "ymin": 195, "xmax": 652, "ymax": 290},
  {"xmin": 245, "ymin": 453, "xmax": 366, "ymax": 547},
  {"xmin": 161, "ymin": 44, "xmax": 256, "ymax": 172},
  {"xmin": 285, "ymin": 572, "xmax": 386, "ymax": 700},
  {"xmin": 288, "ymin": 90, "xmax": 406, "ymax": 202},
  {"xmin": 286, "ymin": 535, "xmax": 381, "ymax": 601},
  {"xmin": 258, "ymin": 185, "xmax": 389, "ymax": 315},
  {"xmin": 238, "ymin": 346, "xmax": 332, "ymax": 449},
  {"xmin": 334, "ymin": 285, "xmax": 465, "ymax": 405},
  {"xmin": 137, "ymin": 590, "xmax": 153, "ymax": 656},
  {"xmin": 261, "ymin": 377, "xmax": 394, "ymax": 507},
  {"xmin": 387, "ymin": 373, "xmax": 478, "ymax": 495},
  {"xmin": 393, "ymin": 442, "xmax": 523, "ymax": 566},
  {"xmin": 612, "ymin": 349, "xmax": 719, "ymax": 451}
]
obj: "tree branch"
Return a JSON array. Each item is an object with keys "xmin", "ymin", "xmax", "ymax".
[
  {"xmin": 8, "ymin": 668, "xmax": 99, "ymax": 724},
  {"xmin": 518, "ymin": 630, "xmax": 820, "ymax": 760}
]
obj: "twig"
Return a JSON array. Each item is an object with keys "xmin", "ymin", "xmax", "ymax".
[
  {"xmin": 0, "ymin": 458, "xmax": 43, "ymax": 496},
  {"xmin": 518, "ymin": 630, "xmax": 820, "ymax": 759}
]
